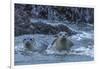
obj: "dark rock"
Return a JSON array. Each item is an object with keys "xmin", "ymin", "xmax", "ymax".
[
  {"xmin": 14, "ymin": 4, "xmax": 93, "ymax": 36},
  {"xmin": 15, "ymin": 21, "xmax": 77, "ymax": 36}
]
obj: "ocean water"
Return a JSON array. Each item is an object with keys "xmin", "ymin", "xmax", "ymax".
[{"xmin": 15, "ymin": 29, "xmax": 94, "ymax": 65}]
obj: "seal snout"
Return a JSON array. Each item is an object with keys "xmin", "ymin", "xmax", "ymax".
[
  {"xmin": 23, "ymin": 37, "xmax": 36, "ymax": 53},
  {"xmin": 47, "ymin": 32, "xmax": 74, "ymax": 54},
  {"xmin": 25, "ymin": 42, "xmax": 32, "ymax": 47},
  {"xmin": 61, "ymin": 37, "xmax": 66, "ymax": 40}
]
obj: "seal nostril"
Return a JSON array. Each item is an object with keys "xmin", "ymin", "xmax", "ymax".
[
  {"xmin": 25, "ymin": 42, "xmax": 31, "ymax": 46},
  {"xmin": 63, "ymin": 36, "xmax": 65, "ymax": 37},
  {"xmin": 25, "ymin": 43, "xmax": 32, "ymax": 50}
]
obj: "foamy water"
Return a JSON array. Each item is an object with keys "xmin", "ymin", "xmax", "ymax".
[{"xmin": 15, "ymin": 31, "xmax": 94, "ymax": 65}]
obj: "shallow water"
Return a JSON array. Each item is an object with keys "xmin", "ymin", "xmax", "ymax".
[
  {"xmin": 15, "ymin": 52, "xmax": 93, "ymax": 65},
  {"xmin": 15, "ymin": 32, "xmax": 94, "ymax": 65},
  {"xmin": 14, "ymin": 21, "xmax": 94, "ymax": 65}
]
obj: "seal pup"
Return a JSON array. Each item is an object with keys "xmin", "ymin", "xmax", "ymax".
[
  {"xmin": 22, "ymin": 36, "xmax": 37, "ymax": 54},
  {"xmin": 46, "ymin": 32, "xmax": 73, "ymax": 55}
]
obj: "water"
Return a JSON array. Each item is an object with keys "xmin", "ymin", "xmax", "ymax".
[
  {"xmin": 14, "ymin": 4, "xmax": 94, "ymax": 65},
  {"xmin": 15, "ymin": 53, "xmax": 93, "ymax": 65},
  {"xmin": 14, "ymin": 21, "xmax": 94, "ymax": 65}
]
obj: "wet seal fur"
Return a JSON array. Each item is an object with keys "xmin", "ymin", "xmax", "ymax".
[
  {"xmin": 23, "ymin": 37, "xmax": 37, "ymax": 54},
  {"xmin": 46, "ymin": 32, "xmax": 73, "ymax": 55}
]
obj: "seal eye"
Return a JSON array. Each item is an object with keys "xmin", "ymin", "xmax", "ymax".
[
  {"xmin": 59, "ymin": 33, "xmax": 62, "ymax": 36},
  {"xmin": 65, "ymin": 33, "xmax": 68, "ymax": 36},
  {"xmin": 24, "ymin": 39, "xmax": 26, "ymax": 40},
  {"xmin": 30, "ymin": 38, "xmax": 33, "ymax": 41},
  {"xmin": 23, "ymin": 38, "xmax": 26, "ymax": 42}
]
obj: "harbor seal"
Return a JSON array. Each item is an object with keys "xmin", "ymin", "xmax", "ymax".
[
  {"xmin": 23, "ymin": 37, "xmax": 37, "ymax": 54},
  {"xmin": 47, "ymin": 32, "xmax": 73, "ymax": 54}
]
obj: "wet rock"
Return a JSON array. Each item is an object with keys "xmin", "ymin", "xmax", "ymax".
[{"xmin": 15, "ymin": 21, "xmax": 77, "ymax": 36}]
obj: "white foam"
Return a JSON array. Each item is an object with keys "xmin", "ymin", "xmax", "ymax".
[
  {"xmin": 46, "ymin": 49, "xmax": 69, "ymax": 55},
  {"xmin": 71, "ymin": 47, "xmax": 94, "ymax": 58},
  {"xmin": 15, "ymin": 34, "xmax": 94, "ymax": 58}
]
